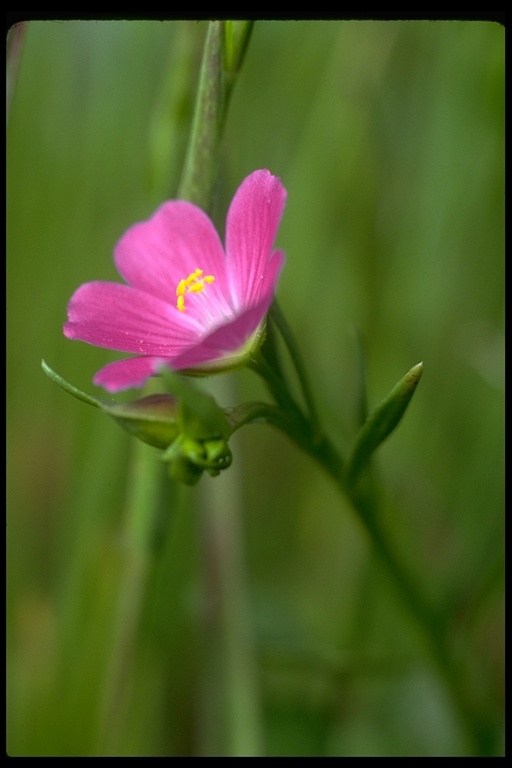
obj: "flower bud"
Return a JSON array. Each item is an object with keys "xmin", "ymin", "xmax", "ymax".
[
  {"xmin": 42, "ymin": 360, "xmax": 235, "ymax": 485},
  {"xmin": 162, "ymin": 433, "xmax": 232, "ymax": 485},
  {"xmin": 345, "ymin": 362, "xmax": 424, "ymax": 488}
]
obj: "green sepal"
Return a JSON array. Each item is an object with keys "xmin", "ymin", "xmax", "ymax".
[
  {"xmin": 41, "ymin": 359, "xmax": 109, "ymax": 409},
  {"xmin": 158, "ymin": 366, "xmax": 230, "ymax": 441},
  {"xmin": 42, "ymin": 360, "xmax": 178, "ymax": 449},
  {"xmin": 344, "ymin": 362, "xmax": 424, "ymax": 489},
  {"xmin": 101, "ymin": 395, "xmax": 179, "ymax": 449},
  {"xmin": 42, "ymin": 361, "xmax": 235, "ymax": 484}
]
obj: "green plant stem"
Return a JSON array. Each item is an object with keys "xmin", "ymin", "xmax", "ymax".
[
  {"xmin": 339, "ymin": 472, "xmax": 492, "ymax": 755},
  {"xmin": 178, "ymin": 21, "xmax": 224, "ymax": 210},
  {"xmin": 197, "ymin": 381, "xmax": 263, "ymax": 756},
  {"xmin": 178, "ymin": 20, "xmax": 263, "ymax": 756},
  {"xmin": 97, "ymin": 442, "xmax": 167, "ymax": 754},
  {"xmin": 251, "ymin": 324, "xmax": 490, "ymax": 756},
  {"xmin": 97, "ymin": 20, "xmax": 257, "ymax": 756},
  {"xmin": 249, "ymin": 352, "xmax": 341, "ymax": 476},
  {"xmin": 178, "ymin": 21, "xmax": 253, "ymax": 212},
  {"xmin": 269, "ymin": 300, "xmax": 320, "ymax": 437}
]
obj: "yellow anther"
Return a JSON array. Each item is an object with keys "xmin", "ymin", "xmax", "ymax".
[
  {"xmin": 176, "ymin": 268, "xmax": 215, "ymax": 311},
  {"xmin": 183, "ymin": 268, "xmax": 203, "ymax": 288}
]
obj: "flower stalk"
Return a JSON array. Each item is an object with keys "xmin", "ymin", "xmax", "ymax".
[
  {"xmin": 174, "ymin": 20, "xmax": 265, "ymax": 756},
  {"xmin": 178, "ymin": 21, "xmax": 253, "ymax": 211},
  {"xmin": 96, "ymin": 21, "xmax": 262, "ymax": 755},
  {"xmin": 250, "ymin": 342, "xmax": 491, "ymax": 754}
]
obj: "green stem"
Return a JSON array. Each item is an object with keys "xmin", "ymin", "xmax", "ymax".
[
  {"xmin": 270, "ymin": 300, "xmax": 320, "ymax": 437},
  {"xmin": 251, "ymin": 315, "xmax": 491, "ymax": 755},
  {"xmin": 250, "ymin": 350, "xmax": 343, "ymax": 479},
  {"xmin": 337, "ymin": 471, "xmax": 493, "ymax": 755},
  {"xmin": 197, "ymin": 381, "xmax": 264, "ymax": 756},
  {"xmin": 178, "ymin": 21, "xmax": 253, "ymax": 211},
  {"xmin": 178, "ymin": 21, "xmax": 224, "ymax": 210},
  {"xmin": 178, "ymin": 20, "xmax": 263, "ymax": 756},
  {"xmin": 97, "ymin": 443, "xmax": 167, "ymax": 754},
  {"xmin": 97, "ymin": 20, "xmax": 257, "ymax": 756}
]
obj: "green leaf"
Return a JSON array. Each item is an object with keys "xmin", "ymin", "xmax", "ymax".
[{"xmin": 344, "ymin": 362, "xmax": 424, "ymax": 488}]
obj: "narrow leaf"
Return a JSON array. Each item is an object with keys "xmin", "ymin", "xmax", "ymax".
[{"xmin": 344, "ymin": 362, "xmax": 424, "ymax": 488}]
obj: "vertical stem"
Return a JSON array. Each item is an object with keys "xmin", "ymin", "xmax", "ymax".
[
  {"xmin": 197, "ymin": 383, "xmax": 263, "ymax": 756},
  {"xmin": 97, "ymin": 443, "xmax": 166, "ymax": 754},
  {"xmin": 95, "ymin": 20, "xmax": 256, "ymax": 755},
  {"xmin": 344, "ymin": 482, "xmax": 494, "ymax": 755},
  {"xmin": 178, "ymin": 21, "xmax": 225, "ymax": 211},
  {"xmin": 177, "ymin": 20, "xmax": 262, "ymax": 756},
  {"xmin": 253, "ymin": 333, "xmax": 492, "ymax": 754},
  {"xmin": 270, "ymin": 300, "xmax": 320, "ymax": 437}
]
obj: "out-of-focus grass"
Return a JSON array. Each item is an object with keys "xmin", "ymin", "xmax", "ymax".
[{"xmin": 7, "ymin": 21, "xmax": 504, "ymax": 756}]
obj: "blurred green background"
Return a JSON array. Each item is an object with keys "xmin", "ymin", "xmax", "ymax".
[{"xmin": 7, "ymin": 21, "xmax": 504, "ymax": 756}]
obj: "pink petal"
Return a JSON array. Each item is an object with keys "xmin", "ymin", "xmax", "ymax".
[
  {"xmin": 64, "ymin": 281, "xmax": 201, "ymax": 354},
  {"xmin": 225, "ymin": 169, "xmax": 287, "ymax": 309},
  {"xmin": 114, "ymin": 201, "xmax": 231, "ymax": 305},
  {"xmin": 93, "ymin": 355, "xmax": 166, "ymax": 392},
  {"xmin": 170, "ymin": 292, "xmax": 277, "ymax": 370}
]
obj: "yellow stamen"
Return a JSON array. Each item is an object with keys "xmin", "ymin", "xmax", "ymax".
[
  {"xmin": 184, "ymin": 268, "xmax": 203, "ymax": 287},
  {"xmin": 176, "ymin": 268, "xmax": 215, "ymax": 311}
]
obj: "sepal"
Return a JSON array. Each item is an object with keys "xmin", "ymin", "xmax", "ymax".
[{"xmin": 42, "ymin": 360, "xmax": 179, "ymax": 449}]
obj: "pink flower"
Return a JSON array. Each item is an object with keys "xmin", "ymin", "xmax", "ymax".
[{"xmin": 64, "ymin": 169, "xmax": 286, "ymax": 392}]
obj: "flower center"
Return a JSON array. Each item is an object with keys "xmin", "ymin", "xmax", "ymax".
[{"xmin": 176, "ymin": 268, "xmax": 215, "ymax": 312}]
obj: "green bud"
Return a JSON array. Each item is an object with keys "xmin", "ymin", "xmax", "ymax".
[
  {"xmin": 161, "ymin": 433, "xmax": 232, "ymax": 485},
  {"xmin": 204, "ymin": 438, "xmax": 232, "ymax": 467},
  {"xmin": 344, "ymin": 362, "xmax": 424, "ymax": 489},
  {"xmin": 42, "ymin": 360, "xmax": 234, "ymax": 485},
  {"xmin": 164, "ymin": 438, "xmax": 205, "ymax": 486},
  {"xmin": 224, "ymin": 21, "xmax": 254, "ymax": 77}
]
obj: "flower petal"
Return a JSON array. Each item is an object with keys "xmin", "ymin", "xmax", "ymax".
[
  {"xmin": 170, "ymin": 289, "xmax": 278, "ymax": 371},
  {"xmin": 64, "ymin": 281, "xmax": 201, "ymax": 354},
  {"xmin": 114, "ymin": 201, "xmax": 231, "ymax": 305},
  {"xmin": 225, "ymin": 169, "xmax": 287, "ymax": 309},
  {"xmin": 93, "ymin": 355, "xmax": 166, "ymax": 392}
]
